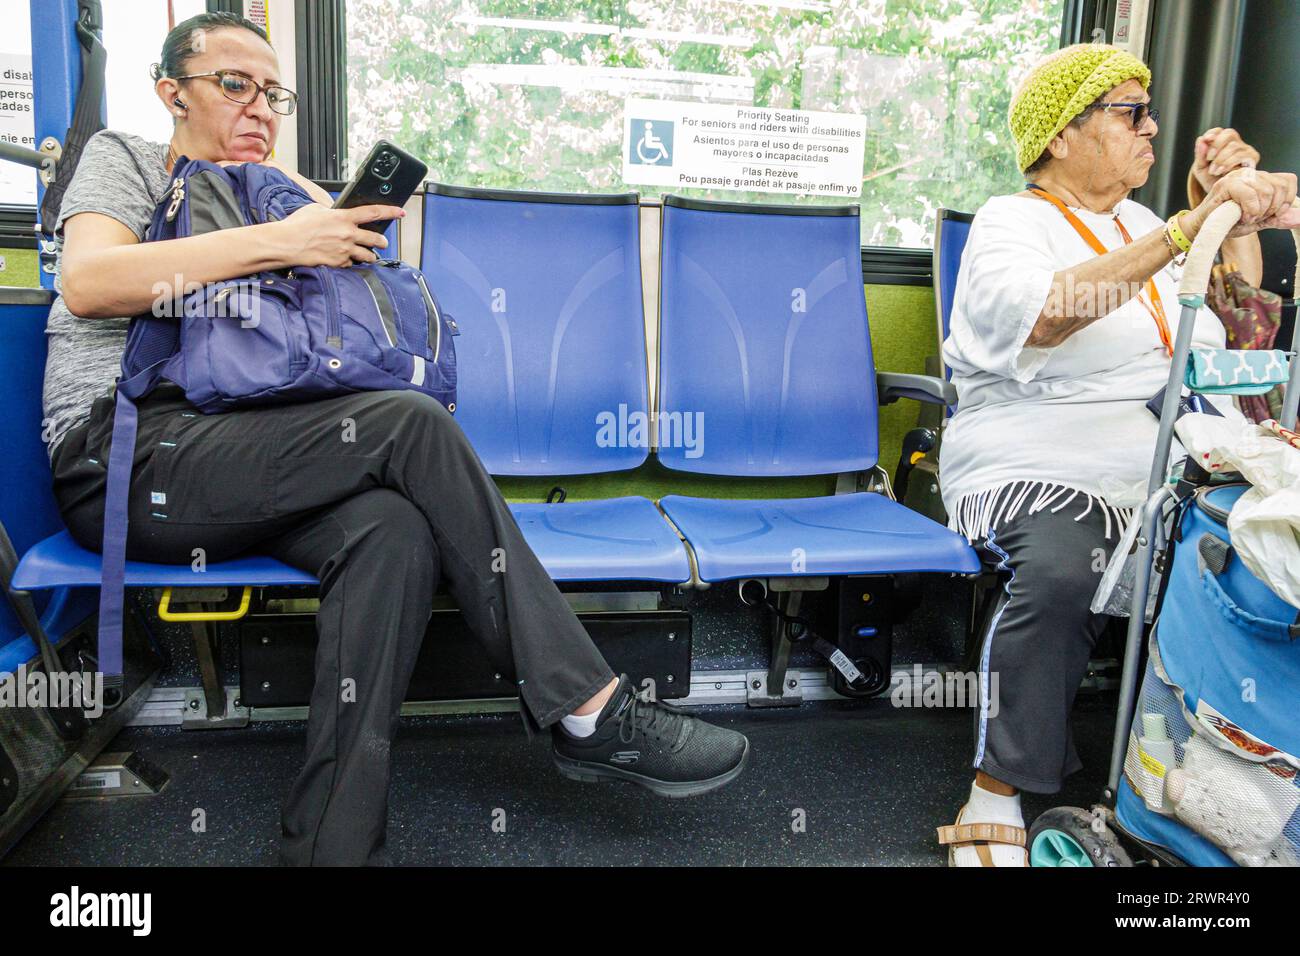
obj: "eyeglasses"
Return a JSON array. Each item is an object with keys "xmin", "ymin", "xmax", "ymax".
[
  {"xmin": 1100, "ymin": 101, "xmax": 1159, "ymax": 130},
  {"xmin": 172, "ymin": 70, "xmax": 298, "ymax": 116}
]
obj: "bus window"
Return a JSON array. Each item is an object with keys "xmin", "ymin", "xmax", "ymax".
[
  {"xmin": 0, "ymin": 0, "xmax": 206, "ymax": 208},
  {"xmin": 0, "ymin": 0, "xmax": 35, "ymax": 207},
  {"xmin": 345, "ymin": 0, "xmax": 1065, "ymax": 246},
  {"xmin": 103, "ymin": 0, "xmax": 206, "ymax": 141}
]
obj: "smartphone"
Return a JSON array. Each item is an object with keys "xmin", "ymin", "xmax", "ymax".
[
  {"xmin": 1146, "ymin": 385, "xmax": 1224, "ymax": 422},
  {"xmin": 333, "ymin": 140, "xmax": 428, "ymax": 233}
]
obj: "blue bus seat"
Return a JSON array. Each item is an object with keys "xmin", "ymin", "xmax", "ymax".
[
  {"xmin": 0, "ymin": 293, "xmax": 99, "ymax": 675},
  {"xmin": 654, "ymin": 196, "xmax": 978, "ymax": 583},
  {"xmin": 1, "ymin": 294, "xmax": 316, "ymax": 724},
  {"xmin": 508, "ymin": 497, "xmax": 689, "ymax": 582},
  {"xmin": 421, "ymin": 184, "xmax": 649, "ymax": 474},
  {"xmin": 13, "ymin": 530, "xmax": 317, "ymax": 591},
  {"xmin": 657, "ymin": 493, "xmax": 979, "ymax": 582},
  {"xmin": 2, "ymin": 294, "xmax": 311, "ymax": 677},
  {"xmin": 933, "ymin": 208, "xmax": 973, "ymax": 382},
  {"xmin": 1, "ymin": 297, "xmax": 66, "ymax": 569},
  {"xmin": 5, "ymin": 294, "xmax": 316, "ymax": 632},
  {"xmin": 422, "ymin": 184, "xmax": 689, "ymax": 583}
]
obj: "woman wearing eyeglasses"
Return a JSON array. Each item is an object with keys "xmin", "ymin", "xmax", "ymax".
[
  {"xmin": 937, "ymin": 43, "xmax": 1299, "ymax": 867},
  {"xmin": 45, "ymin": 12, "xmax": 750, "ymax": 867}
]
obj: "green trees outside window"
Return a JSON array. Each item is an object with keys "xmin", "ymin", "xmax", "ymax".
[{"xmin": 346, "ymin": 0, "xmax": 1064, "ymax": 246}]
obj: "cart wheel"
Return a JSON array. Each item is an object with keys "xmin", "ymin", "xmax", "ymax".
[{"xmin": 1029, "ymin": 807, "xmax": 1133, "ymax": 867}]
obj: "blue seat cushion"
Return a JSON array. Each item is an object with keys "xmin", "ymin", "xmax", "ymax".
[
  {"xmin": 13, "ymin": 530, "xmax": 317, "ymax": 590},
  {"xmin": 658, "ymin": 492, "xmax": 979, "ymax": 582},
  {"xmin": 15, "ymin": 499, "xmax": 692, "ymax": 592},
  {"xmin": 509, "ymin": 497, "xmax": 690, "ymax": 583}
]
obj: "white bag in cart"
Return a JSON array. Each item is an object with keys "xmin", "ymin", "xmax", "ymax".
[
  {"xmin": 1174, "ymin": 413, "xmax": 1300, "ymax": 609},
  {"xmin": 1090, "ymin": 475, "xmax": 1168, "ymax": 620}
]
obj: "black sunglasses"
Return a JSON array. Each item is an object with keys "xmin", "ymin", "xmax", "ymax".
[{"xmin": 1099, "ymin": 101, "xmax": 1159, "ymax": 130}]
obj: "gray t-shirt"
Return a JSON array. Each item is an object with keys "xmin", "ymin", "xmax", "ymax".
[{"xmin": 43, "ymin": 129, "xmax": 171, "ymax": 460}]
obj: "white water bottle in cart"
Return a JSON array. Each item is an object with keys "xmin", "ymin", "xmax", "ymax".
[{"xmin": 1137, "ymin": 713, "xmax": 1177, "ymax": 812}]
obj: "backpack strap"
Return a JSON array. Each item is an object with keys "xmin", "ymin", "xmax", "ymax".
[
  {"xmin": 96, "ymin": 387, "xmax": 136, "ymax": 689},
  {"xmin": 96, "ymin": 352, "xmax": 173, "ymax": 686}
]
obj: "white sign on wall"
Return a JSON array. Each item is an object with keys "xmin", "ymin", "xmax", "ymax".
[
  {"xmin": 622, "ymin": 97, "xmax": 866, "ymax": 198},
  {"xmin": 0, "ymin": 52, "xmax": 36, "ymax": 206}
]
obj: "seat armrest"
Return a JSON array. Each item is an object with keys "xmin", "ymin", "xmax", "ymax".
[{"xmin": 876, "ymin": 371, "xmax": 956, "ymax": 406}]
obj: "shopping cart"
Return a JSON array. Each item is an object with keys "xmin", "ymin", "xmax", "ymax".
[{"xmin": 1029, "ymin": 199, "xmax": 1300, "ymax": 867}]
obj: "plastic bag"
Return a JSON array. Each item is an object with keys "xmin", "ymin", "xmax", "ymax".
[
  {"xmin": 1091, "ymin": 510, "xmax": 1161, "ymax": 620},
  {"xmin": 1229, "ymin": 488, "xmax": 1300, "ymax": 609},
  {"xmin": 1166, "ymin": 732, "xmax": 1300, "ymax": 867},
  {"xmin": 1175, "ymin": 413, "xmax": 1300, "ymax": 608}
]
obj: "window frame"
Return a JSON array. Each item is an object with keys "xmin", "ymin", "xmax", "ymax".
[
  {"xmin": 0, "ymin": 205, "xmax": 38, "ymax": 251},
  {"xmin": 18, "ymin": 0, "xmax": 1079, "ymax": 281},
  {"xmin": 293, "ymin": 0, "xmax": 348, "ymax": 181},
  {"xmin": 315, "ymin": 1, "xmax": 1075, "ymax": 276}
]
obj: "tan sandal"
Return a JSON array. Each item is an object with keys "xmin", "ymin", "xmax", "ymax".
[{"xmin": 937, "ymin": 807, "xmax": 1028, "ymax": 867}]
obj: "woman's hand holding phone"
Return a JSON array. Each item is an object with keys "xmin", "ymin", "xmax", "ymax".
[
  {"xmin": 333, "ymin": 142, "xmax": 427, "ymax": 232},
  {"xmin": 271, "ymin": 203, "xmax": 406, "ymax": 268}
]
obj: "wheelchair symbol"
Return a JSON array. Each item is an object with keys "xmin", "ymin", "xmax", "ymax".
[{"xmin": 631, "ymin": 120, "xmax": 673, "ymax": 166}]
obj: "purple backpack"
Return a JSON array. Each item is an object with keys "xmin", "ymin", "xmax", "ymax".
[
  {"xmin": 123, "ymin": 157, "xmax": 457, "ymax": 411},
  {"xmin": 97, "ymin": 158, "xmax": 458, "ymax": 688}
]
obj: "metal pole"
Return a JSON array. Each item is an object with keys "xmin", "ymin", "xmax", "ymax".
[
  {"xmin": 1144, "ymin": 301, "xmax": 1206, "ymax": 497},
  {"xmin": 0, "ymin": 141, "xmax": 56, "ymax": 174},
  {"xmin": 30, "ymin": 0, "xmax": 83, "ymax": 290},
  {"xmin": 1110, "ymin": 203, "xmax": 1245, "ymax": 799},
  {"xmin": 1278, "ymin": 206, "xmax": 1300, "ymax": 430},
  {"xmin": 1106, "ymin": 485, "xmax": 1172, "ymax": 797},
  {"xmin": 1282, "ymin": 301, "xmax": 1300, "ymax": 431}
]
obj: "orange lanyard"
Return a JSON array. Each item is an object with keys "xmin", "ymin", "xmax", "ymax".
[{"xmin": 1027, "ymin": 185, "xmax": 1173, "ymax": 357}]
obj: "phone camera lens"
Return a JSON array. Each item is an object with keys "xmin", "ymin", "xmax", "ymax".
[
  {"xmin": 372, "ymin": 152, "xmax": 399, "ymax": 179},
  {"xmin": 379, "ymin": 182, "xmax": 392, "ymax": 194}
]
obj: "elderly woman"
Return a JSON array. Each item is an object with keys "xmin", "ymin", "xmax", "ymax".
[{"xmin": 937, "ymin": 43, "xmax": 1298, "ymax": 867}]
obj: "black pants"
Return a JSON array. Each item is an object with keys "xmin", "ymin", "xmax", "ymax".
[
  {"xmin": 52, "ymin": 384, "xmax": 615, "ymax": 865},
  {"xmin": 972, "ymin": 497, "xmax": 1120, "ymax": 794}
]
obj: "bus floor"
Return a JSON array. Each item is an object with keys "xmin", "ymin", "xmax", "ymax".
[{"xmin": 4, "ymin": 693, "xmax": 1116, "ymax": 866}]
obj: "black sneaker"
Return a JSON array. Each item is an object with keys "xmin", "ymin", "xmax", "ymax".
[{"xmin": 552, "ymin": 675, "xmax": 750, "ymax": 797}]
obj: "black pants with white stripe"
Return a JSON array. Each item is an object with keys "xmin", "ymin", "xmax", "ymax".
[
  {"xmin": 52, "ymin": 383, "xmax": 614, "ymax": 865},
  {"xmin": 972, "ymin": 499, "xmax": 1121, "ymax": 793}
]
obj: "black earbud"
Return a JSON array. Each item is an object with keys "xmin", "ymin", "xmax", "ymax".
[{"xmin": 173, "ymin": 97, "xmax": 187, "ymax": 110}]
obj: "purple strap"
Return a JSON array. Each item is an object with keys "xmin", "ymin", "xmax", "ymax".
[{"xmin": 95, "ymin": 387, "xmax": 137, "ymax": 687}]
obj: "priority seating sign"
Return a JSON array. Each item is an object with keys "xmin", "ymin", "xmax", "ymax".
[{"xmin": 622, "ymin": 97, "xmax": 865, "ymax": 198}]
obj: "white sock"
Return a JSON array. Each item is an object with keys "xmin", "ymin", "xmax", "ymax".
[
  {"xmin": 951, "ymin": 781, "xmax": 1025, "ymax": 867},
  {"xmin": 560, "ymin": 709, "xmax": 601, "ymax": 738}
]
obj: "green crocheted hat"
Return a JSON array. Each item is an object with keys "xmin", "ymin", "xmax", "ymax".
[{"xmin": 1009, "ymin": 43, "xmax": 1151, "ymax": 173}]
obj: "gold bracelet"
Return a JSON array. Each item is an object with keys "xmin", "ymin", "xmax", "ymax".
[{"xmin": 1166, "ymin": 210, "xmax": 1193, "ymax": 253}]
